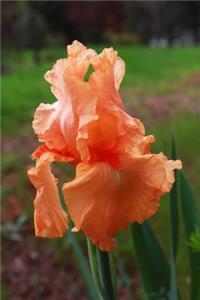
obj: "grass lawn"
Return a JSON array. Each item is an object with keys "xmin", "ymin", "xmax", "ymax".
[{"xmin": 2, "ymin": 45, "xmax": 200, "ymax": 299}]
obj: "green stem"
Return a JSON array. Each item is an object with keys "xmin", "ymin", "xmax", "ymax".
[
  {"xmin": 97, "ymin": 247, "xmax": 115, "ymax": 300},
  {"xmin": 87, "ymin": 238, "xmax": 102, "ymax": 294}
]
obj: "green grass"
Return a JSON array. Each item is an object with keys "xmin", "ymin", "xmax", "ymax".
[
  {"xmin": 119, "ymin": 46, "xmax": 200, "ymax": 89},
  {"xmin": 2, "ymin": 62, "xmax": 54, "ymax": 135}
]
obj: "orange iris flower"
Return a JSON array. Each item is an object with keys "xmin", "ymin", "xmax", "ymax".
[{"xmin": 28, "ymin": 41, "xmax": 182, "ymax": 251}]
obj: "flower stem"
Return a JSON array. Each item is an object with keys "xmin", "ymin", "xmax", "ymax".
[{"xmin": 97, "ymin": 247, "xmax": 115, "ymax": 300}]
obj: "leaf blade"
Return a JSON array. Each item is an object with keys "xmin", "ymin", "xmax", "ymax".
[
  {"xmin": 179, "ymin": 171, "xmax": 200, "ymax": 300},
  {"xmin": 87, "ymin": 238, "xmax": 103, "ymax": 298},
  {"xmin": 169, "ymin": 136, "xmax": 179, "ymax": 300},
  {"xmin": 67, "ymin": 232, "xmax": 100, "ymax": 300},
  {"xmin": 170, "ymin": 136, "xmax": 179, "ymax": 259},
  {"xmin": 130, "ymin": 221, "xmax": 170, "ymax": 299}
]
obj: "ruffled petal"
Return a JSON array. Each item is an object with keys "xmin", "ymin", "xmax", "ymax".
[
  {"xmin": 67, "ymin": 40, "xmax": 87, "ymax": 57},
  {"xmin": 44, "ymin": 41, "xmax": 96, "ymax": 103},
  {"xmin": 60, "ymin": 76, "xmax": 97, "ymax": 161},
  {"xmin": 42, "ymin": 41, "xmax": 98, "ymax": 160},
  {"xmin": 158, "ymin": 154, "xmax": 182, "ymax": 193},
  {"xmin": 44, "ymin": 59, "xmax": 69, "ymax": 102},
  {"xmin": 27, "ymin": 151, "xmax": 72, "ymax": 237},
  {"xmin": 114, "ymin": 57, "xmax": 125, "ymax": 90},
  {"xmin": 33, "ymin": 102, "xmax": 68, "ymax": 152},
  {"xmin": 114, "ymin": 109, "xmax": 145, "ymax": 153},
  {"xmin": 136, "ymin": 135, "xmax": 155, "ymax": 155},
  {"xmin": 75, "ymin": 106, "xmax": 145, "ymax": 167},
  {"xmin": 62, "ymin": 153, "xmax": 180, "ymax": 251},
  {"xmin": 90, "ymin": 48, "xmax": 125, "ymax": 109}
]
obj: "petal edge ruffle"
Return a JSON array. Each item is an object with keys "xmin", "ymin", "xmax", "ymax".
[{"xmin": 62, "ymin": 153, "xmax": 181, "ymax": 251}]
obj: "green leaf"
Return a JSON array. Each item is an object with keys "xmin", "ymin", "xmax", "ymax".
[
  {"xmin": 67, "ymin": 232, "xmax": 100, "ymax": 300},
  {"xmin": 170, "ymin": 136, "xmax": 179, "ymax": 259},
  {"xmin": 109, "ymin": 253, "xmax": 117, "ymax": 300},
  {"xmin": 188, "ymin": 227, "xmax": 200, "ymax": 253},
  {"xmin": 87, "ymin": 238, "xmax": 103, "ymax": 298},
  {"xmin": 130, "ymin": 221, "xmax": 170, "ymax": 299},
  {"xmin": 169, "ymin": 136, "xmax": 179, "ymax": 300},
  {"xmin": 179, "ymin": 171, "xmax": 200, "ymax": 300}
]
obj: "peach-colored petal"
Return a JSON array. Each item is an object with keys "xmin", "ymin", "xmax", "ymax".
[
  {"xmin": 41, "ymin": 41, "xmax": 98, "ymax": 160},
  {"xmin": 62, "ymin": 153, "xmax": 176, "ymax": 251},
  {"xmin": 61, "ymin": 76, "xmax": 98, "ymax": 161},
  {"xmin": 114, "ymin": 57, "xmax": 125, "ymax": 90},
  {"xmin": 158, "ymin": 154, "xmax": 182, "ymax": 193},
  {"xmin": 27, "ymin": 152, "xmax": 72, "ymax": 237},
  {"xmin": 33, "ymin": 103, "xmax": 57, "ymax": 135},
  {"xmin": 77, "ymin": 107, "xmax": 145, "ymax": 166},
  {"xmin": 93, "ymin": 48, "xmax": 125, "ymax": 91},
  {"xmin": 44, "ymin": 41, "xmax": 96, "ymax": 103},
  {"xmin": 137, "ymin": 135, "xmax": 155, "ymax": 154},
  {"xmin": 33, "ymin": 102, "xmax": 68, "ymax": 152},
  {"xmin": 31, "ymin": 144, "xmax": 74, "ymax": 162},
  {"xmin": 114, "ymin": 109, "xmax": 145, "ymax": 152},
  {"xmin": 90, "ymin": 48, "xmax": 125, "ymax": 109},
  {"xmin": 45, "ymin": 58, "xmax": 69, "ymax": 102},
  {"xmin": 67, "ymin": 40, "xmax": 87, "ymax": 57}
]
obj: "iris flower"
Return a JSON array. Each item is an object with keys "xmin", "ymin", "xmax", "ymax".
[{"xmin": 28, "ymin": 41, "xmax": 182, "ymax": 251}]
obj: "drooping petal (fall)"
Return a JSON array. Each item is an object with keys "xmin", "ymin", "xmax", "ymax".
[
  {"xmin": 62, "ymin": 153, "xmax": 181, "ymax": 251},
  {"xmin": 28, "ymin": 151, "xmax": 72, "ymax": 237}
]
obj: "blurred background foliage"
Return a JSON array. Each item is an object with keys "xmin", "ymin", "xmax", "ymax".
[{"xmin": 1, "ymin": 1, "xmax": 200, "ymax": 299}]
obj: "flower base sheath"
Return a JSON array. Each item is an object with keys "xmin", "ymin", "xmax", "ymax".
[{"xmin": 28, "ymin": 41, "xmax": 182, "ymax": 251}]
